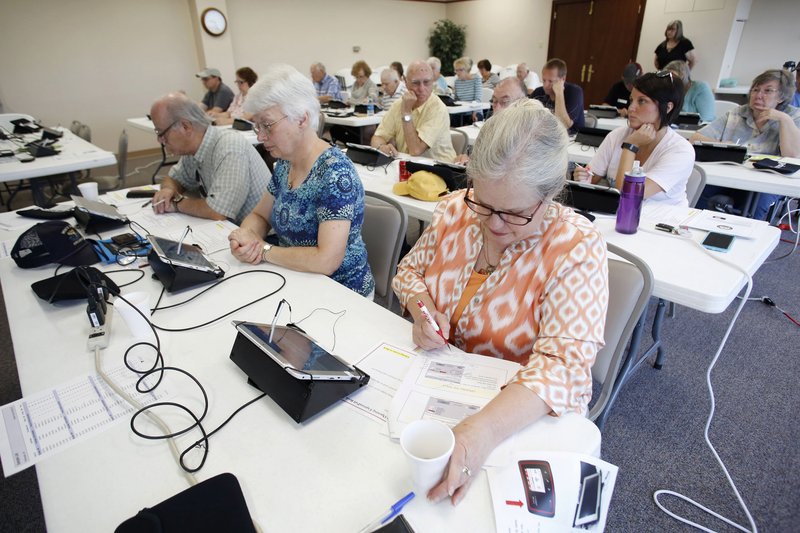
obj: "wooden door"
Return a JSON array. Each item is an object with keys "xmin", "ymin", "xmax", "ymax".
[{"xmin": 549, "ymin": 0, "xmax": 646, "ymax": 108}]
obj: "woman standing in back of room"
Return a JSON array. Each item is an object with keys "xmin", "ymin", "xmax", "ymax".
[{"xmin": 654, "ymin": 20, "xmax": 697, "ymax": 70}]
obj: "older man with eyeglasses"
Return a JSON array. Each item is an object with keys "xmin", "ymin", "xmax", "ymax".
[
  {"xmin": 370, "ymin": 60, "xmax": 456, "ymax": 162},
  {"xmin": 149, "ymin": 93, "xmax": 270, "ymax": 224}
]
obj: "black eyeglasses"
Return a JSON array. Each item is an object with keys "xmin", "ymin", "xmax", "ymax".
[
  {"xmin": 463, "ymin": 184, "xmax": 544, "ymax": 226},
  {"xmin": 147, "ymin": 114, "xmax": 179, "ymax": 139},
  {"xmin": 195, "ymin": 170, "xmax": 208, "ymax": 198}
]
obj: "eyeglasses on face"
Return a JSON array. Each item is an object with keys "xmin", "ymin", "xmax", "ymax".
[
  {"xmin": 490, "ymin": 97, "xmax": 513, "ymax": 107},
  {"xmin": 253, "ymin": 115, "xmax": 287, "ymax": 136},
  {"xmin": 750, "ymin": 86, "xmax": 779, "ymax": 96},
  {"xmin": 235, "ymin": 79, "xmax": 246, "ymax": 85},
  {"xmin": 463, "ymin": 184, "xmax": 543, "ymax": 226},
  {"xmin": 147, "ymin": 114, "xmax": 179, "ymax": 140},
  {"xmin": 408, "ymin": 79, "xmax": 433, "ymax": 87}
]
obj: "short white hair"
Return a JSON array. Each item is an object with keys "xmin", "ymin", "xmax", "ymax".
[
  {"xmin": 427, "ymin": 56, "xmax": 441, "ymax": 71},
  {"xmin": 246, "ymin": 64, "xmax": 320, "ymax": 131},
  {"xmin": 468, "ymin": 99, "xmax": 567, "ymax": 200},
  {"xmin": 380, "ymin": 68, "xmax": 399, "ymax": 83}
]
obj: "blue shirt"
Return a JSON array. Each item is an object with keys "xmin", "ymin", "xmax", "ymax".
[
  {"xmin": 314, "ymin": 74, "xmax": 343, "ymax": 101},
  {"xmin": 683, "ymin": 80, "xmax": 716, "ymax": 122},
  {"xmin": 792, "ymin": 92, "xmax": 800, "ymax": 108},
  {"xmin": 453, "ymin": 76, "xmax": 482, "ymax": 102},
  {"xmin": 267, "ymin": 147, "xmax": 374, "ymax": 296},
  {"xmin": 698, "ymin": 103, "xmax": 800, "ymax": 155}
]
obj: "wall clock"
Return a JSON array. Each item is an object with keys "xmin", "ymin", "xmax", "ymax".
[{"xmin": 201, "ymin": 8, "xmax": 227, "ymax": 37}]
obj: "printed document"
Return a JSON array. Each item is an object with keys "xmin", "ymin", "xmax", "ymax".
[
  {"xmin": 387, "ymin": 349, "xmax": 520, "ymax": 438},
  {"xmin": 487, "ymin": 451, "xmax": 618, "ymax": 532}
]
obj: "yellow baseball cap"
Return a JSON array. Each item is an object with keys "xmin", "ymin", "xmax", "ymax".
[{"xmin": 392, "ymin": 171, "xmax": 448, "ymax": 202}]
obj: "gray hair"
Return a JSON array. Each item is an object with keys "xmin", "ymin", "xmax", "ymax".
[
  {"xmin": 751, "ymin": 69, "xmax": 796, "ymax": 110},
  {"xmin": 664, "ymin": 60, "xmax": 691, "ymax": 86},
  {"xmin": 160, "ymin": 93, "xmax": 211, "ymax": 129},
  {"xmin": 246, "ymin": 64, "xmax": 320, "ymax": 131},
  {"xmin": 468, "ymin": 99, "xmax": 567, "ymax": 200},
  {"xmin": 310, "ymin": 62, "xmax": 326, "ymax": 73},
  {"xmin": 427, "ymin": 56, "xmax": 441, "ymax": 71},
  {"xmin": 380, "ymin": 68, "xmax": 399, "ymax": 83}
]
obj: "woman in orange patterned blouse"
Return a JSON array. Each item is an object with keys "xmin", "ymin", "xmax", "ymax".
[{"xmin": 392, "ymin": 99, "xmax": 609, "ymax": 505}]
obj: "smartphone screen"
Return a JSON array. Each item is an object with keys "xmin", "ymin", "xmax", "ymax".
[{"xmin": 702, "ymin": 232, "xmax": 735, "ymax": 252}]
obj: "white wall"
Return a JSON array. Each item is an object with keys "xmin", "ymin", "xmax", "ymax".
[
  {"xmin": 635, "ymin": 0, "xmax": 740, "ymax": 84},
  {"xmin": 446, "ymin": 0, "xmax": 553, "ymax": 72},
  {"xmin": 730, "ymin": 0, "xmax": 800, "ymax": 84},
  {"xmin": 0, "ymin": 0, "xmax": 200, "ymax": 154},
  {"xmin": 0, "ymin": 0, "xmax": 446, "ymax": 153},
  {"xmin": 228, "ymin": 0, "xmax": 446, "ymax": 78}
]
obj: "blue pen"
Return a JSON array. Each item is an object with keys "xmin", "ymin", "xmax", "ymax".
[{"xmin": 357, "ymin": 492, "xmax": 415, "ymax": 533}]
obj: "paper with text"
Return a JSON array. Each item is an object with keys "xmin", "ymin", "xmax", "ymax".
[
  {"xmin": 387, "ymin": 350, "xmax": 520, "ymax": 438},
  {"xmin": 0, "ymin": 365, "xmax": 170, "ymax": 477}
]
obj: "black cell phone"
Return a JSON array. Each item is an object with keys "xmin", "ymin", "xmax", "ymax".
[
  {"xmin": 126, "ymin": 189, "xmax": 157, "ymax": 198},
  {"xmin": 702, "ymin": 232, "xmax": 735, "ymax": 252},
  {"xmin": 111, "ymin": 233, "xmax": 139, "ymax": 246}
]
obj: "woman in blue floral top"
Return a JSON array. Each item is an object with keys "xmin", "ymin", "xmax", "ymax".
[{"xmin": 228, "ymin": 64, "xmax": 374, "ymax": 297}]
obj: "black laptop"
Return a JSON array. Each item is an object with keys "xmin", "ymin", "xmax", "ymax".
[{"xmin": 575, "ymin": 127, "xmax": 612, "ymax": 148}]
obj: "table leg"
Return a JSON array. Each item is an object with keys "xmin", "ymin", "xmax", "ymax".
[
  {"xmin": 742, "ymin": 191, "xmax": 756, "ymax": 218},
  {"xmin": 651, "ymin": 299, "xmax": 668, "ymax": 369}
]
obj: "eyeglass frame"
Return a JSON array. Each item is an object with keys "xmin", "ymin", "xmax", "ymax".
[
  {"xmin": 655, "ymin": 70, "xmax": 674, "ymax": 84},
  {"xmin": 463, "ymin": 184, "xmax": 545, "ymax": 226},
  {"xmin": 147, "ymin": 114, "xmax": 180, "ymax": 140},
  {"xmin": 253, "ymin": 115, "xmax": 288, "ymax": 136},
  {"xmin": 749, "ymin": 86, "xmax": 779, "ymax": 96}
]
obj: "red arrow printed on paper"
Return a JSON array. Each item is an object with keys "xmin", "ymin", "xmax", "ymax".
[{"xmin": 505, "ymin": 500, "xmax": 524, "ymax": 507}]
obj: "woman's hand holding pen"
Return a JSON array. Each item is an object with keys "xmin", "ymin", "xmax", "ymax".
[
  {"xmin": 573, "ymin": 163, "xmax": 592, "ymax": 183},
  {"xmin": 411, "ymin": 301, "xmax": 450, "ymax": 350},
  {"xmin": 228, "ymin": 228, "xmax": 264, "ymax": 264}
]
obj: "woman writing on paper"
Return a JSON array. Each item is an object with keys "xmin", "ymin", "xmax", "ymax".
[
  {"xmin": 210, "ymin": 67, "xmax": 258, "ymax": 125},
  {"xmin": 573, "ymin": 72, "xmax": 694, "ymax": 206},
  {"xmin": 392, "ymin": 99, "xmax": 609, "ymax": 505},
  {"xmin": 228, "ymin": 64, "xmax": 375, "ymax": 298}
]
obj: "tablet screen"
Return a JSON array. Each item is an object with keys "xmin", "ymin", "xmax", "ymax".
[
  {"xmin": 239, "ymin": 323, "xmax": 353, "ymax": 375},
  {"xmin": 149, "ymin": 236, "xmax": 218, "ymax": 272}
]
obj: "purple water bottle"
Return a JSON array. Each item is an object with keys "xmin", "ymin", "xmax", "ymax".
[{"xmin": 615, "ymin": 160, "xmax": 646, "ymax": 234}]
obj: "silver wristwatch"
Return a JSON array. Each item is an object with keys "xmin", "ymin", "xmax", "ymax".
[{"xmin": 261, "ymin": 243, "xmax": 272, "ymax": 263}]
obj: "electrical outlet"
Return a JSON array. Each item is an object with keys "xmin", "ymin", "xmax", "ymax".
[{"xmin": 353, "ymin": 45, "xmax": 361, "ymax": 53}]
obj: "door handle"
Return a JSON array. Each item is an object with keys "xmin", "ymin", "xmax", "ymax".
[
  {"xmin": 581, "ymin": 64, "xmax": 586, "ymax": 83},
  {"xmin": 588, "ymin": 64, "xmax": 595, "ymax": 83}
]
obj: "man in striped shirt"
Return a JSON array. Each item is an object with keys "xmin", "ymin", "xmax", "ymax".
[{"xmin": 379, "ymin": 68, "xmax": 407, "ymax": 109}]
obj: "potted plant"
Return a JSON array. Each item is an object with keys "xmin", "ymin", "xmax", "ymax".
[{"xmin": 428, "ymin": 20, "xmax": 466, "ymax": 76}]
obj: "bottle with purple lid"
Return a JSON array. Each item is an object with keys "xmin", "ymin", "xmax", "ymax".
[{"xmin": 615, "ymin": 160, "xmax": 646, "ymax": 234}]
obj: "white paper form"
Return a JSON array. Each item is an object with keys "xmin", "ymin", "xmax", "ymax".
[
  {"xmin": 387, "ymin": 350, "xmax": 520, "ymax": 438},
  {"xmin": 486, "ymin": 451, "xmax": 618, "ymax": 533},
  {"xmin": 0, "ymin": 365, "xmax": 171, "ymax": 477},
  {"xmin": 105, "ymin": 185, "xmax": 160, "ymax": 207},
  {"xmin": 165, "ymin": 219, "xmax": 238, "ymax": 256},
  {"xmin": 342, "ymin": 343, "xmax": 418, "ymax": 425}
]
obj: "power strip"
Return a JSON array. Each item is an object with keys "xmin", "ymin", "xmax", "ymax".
[{"xmin": 87, "ymin": 305, "xmax": 112, "ymax": 351}]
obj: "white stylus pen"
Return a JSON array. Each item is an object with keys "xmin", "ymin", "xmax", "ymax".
[{"xmin": 417, "ymin": 300, "xmax": 451, "ymax": 351}]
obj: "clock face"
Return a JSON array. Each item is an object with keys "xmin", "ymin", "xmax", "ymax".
[{"xmin": 202, "ymin": 8, "xmax": 227, "ymax": 36}]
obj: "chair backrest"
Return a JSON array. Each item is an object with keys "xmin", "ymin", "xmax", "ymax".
[
  {"xmin": 498, "ymin": 68, "xmax": 515, "ymax": 80},
  {"xmin": 686, "ymin": 164, "xmax": 706, "ymax": 208},
  {"xmin": 481, "ymin": 87, "xmax": 493, "ymax": 103},
  {"xmin": 71, "ymin": 120, "xmax": 91, "ymax": 141},
  {"xmin": 362, "ymin": 191, "xmax": 408, "ymax": 309},
  {"xmin": 589, "ymin": 243, "xmax": 653, "ymax": 428},
  {"xmin": 317, "ymin": 112, "xmax": 326, "ymax": 139},
  {"xmin": 713, "ymin": 99, "xmax": 737, "ymax": 118},
  {"xmin": 334, "ymin": 68, "xmax": 355, "ymax": 90},
  {"xmin": 584, "ymin": 112, "xmax": 598, "ymax": 128},
  {"xmin": 450, "ymin": 128, "xmax": 469, "ymax": 155}
]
